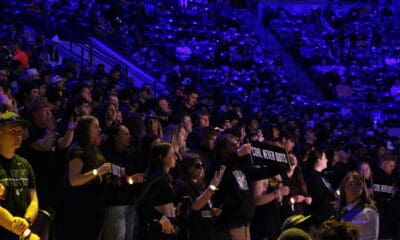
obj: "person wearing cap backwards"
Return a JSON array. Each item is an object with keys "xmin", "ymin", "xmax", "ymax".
[{"xmin": 0, "ymin": 112, "xmax": 40, "ymax": 239}]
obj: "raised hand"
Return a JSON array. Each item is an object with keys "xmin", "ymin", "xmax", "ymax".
[
  {"xmin": 210, "ymin": 165, "xmax": 226, "ymax": 187},
  {"xmin": 237, "ymin": 143, "xmax": 252, "ymax": 157}
]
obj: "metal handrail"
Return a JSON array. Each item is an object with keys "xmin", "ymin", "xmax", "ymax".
[{"xmin": 59, "ymin": 39, "xmax": 129, "ymax": 80}]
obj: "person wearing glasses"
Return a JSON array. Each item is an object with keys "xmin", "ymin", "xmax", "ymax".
[
  {"xmin": 0, "ymin": 112, "xmax": 40, "ymax": 240},
  {"xmin": 174, "ymin": 154, "xmax": 225, "ymax": 240}
]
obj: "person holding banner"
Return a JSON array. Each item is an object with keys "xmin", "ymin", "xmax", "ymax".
[{"xmin": 211, "ymin": 133, "xmax": 254, "ymax": 240}]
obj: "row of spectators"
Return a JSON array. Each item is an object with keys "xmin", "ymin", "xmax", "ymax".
[{"xmin": 267, "ymin": 3, "xmax": 400, "ymax": 101}]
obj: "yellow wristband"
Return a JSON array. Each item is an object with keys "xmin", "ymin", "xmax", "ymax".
[{"xmin": 92, "ymin": 169, "xmax": 98, "ymax": 176}]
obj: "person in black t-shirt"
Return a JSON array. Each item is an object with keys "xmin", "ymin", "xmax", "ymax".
[
  {"xmin": 211, "ymin": 134, "xmax": 254, "ymax": 240},
  {"xmin": 138, "ymin": 142, "xmax": 178, "ymax": 240},
  {"xmin": 63, "ymin": 116, "xmax": 112, "ymax": 240},
  {"xmin": 372, "ymin": 153, "xmax": 397, "ymax": 239},
  {"xmin": 304, "ymin": 150, "xmax": 336, "ymax": 228},
  {"xmin": 101, "ymin": 124, "xmax": 145, "ymax": 240},
  {"xmin": 19, "ymin": 97, "xmax": 76, "ymax": 213},
  {"xmin": 0, "ymin": 112, "xmax": 40, "ymax": 240},
  {"xmin": 174, "ymin": 154, "xmax": 225, "ymax": 240},
  {"xmin": 280, "ymin": 154, "xmax": 312, "ymax": 226}
]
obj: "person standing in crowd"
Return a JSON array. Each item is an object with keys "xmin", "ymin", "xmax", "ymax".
[
  {"xmin": 19, "ymin": 97, "xmax": 76, "ymax": 214},
  {"xmin": 304, "ymin": 149, "xmax": 336, "ymax": 228},
  {"xmin": 138, "ymin": 142, "xmax": 178, "ymax": 240},
  {"xmin": 100, "ymin": 102, "xmax": 121, "ymax": 131},
  {"xmin": 191, "ymin": 127, "xmax": 219, "ymax": 173},
  {"xmin": 144, "ymin": 114, "xmax": 163, "ymax": 139},
  {"xmin": 163, "ymin": 124, "xmax": 187, "ymax": 180},
  {"xmin": 260, "ymin": 122, "xmax": 280, "ymax": 146},
  {"xmin": 275, "ymin": 130, "xmax": 296, "ymax": 153},
  {"xmin": 251, "ymin": 172, "xmax": 290, "ymax": 240},
  {"xmin": 63, "ymin": 116, "xmax": 112, "ymax": 240},
  {"xmin": 281, "ymin": 153, "xmax": 312, "ymax": 223},
  {"xmin": 17, "ymin": 81, "xmax": 40, "ymax": 120},
  {"xmin": 372, "ymin": 152, "xmax": 397, "ymax": 239},
  {"xmin": 211, "ymin": 133, "xmax": 254, "ymax": 240},
  {"xmin": 154, "ymin": 97, "xmax": 172, "ymax": 129},
  {"xmin": 174, "ymin": 87, "xmax": 199, "ymax": 118},
  {"xmin": 174, "ymin": 154, "xmax": 225, "ymax": 240},
  {"xmin": 339, "ymin": 171, "xmax": 379, "ymax": 240},
  {"xmin": 327, "ymin": 144, "xmax": 351, "ymax": 190},
  {"xmin": 101, "ymin": 124, "xmax": 145, "ymax": 240},
  {"xmin": 357, "ymin": 161, "xmax": 373, "ymax": 196},
  {"xmin": 0, "ymin": 112, "xmax": 40, "ymax": 240}
]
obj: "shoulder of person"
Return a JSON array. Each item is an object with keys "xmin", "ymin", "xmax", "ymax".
[
  {"xmin": 14, "ymin": 154, "xmax": 30, "ymax": 166},
  {"xmin": 364, "ymin": 204, "xmax": 378, "ymax": 214}
]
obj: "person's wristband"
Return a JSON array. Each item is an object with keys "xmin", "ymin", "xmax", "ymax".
[
  {"xmin": 208, "ymin": 184, "xmax": 218, "ymax": 193},
  {"xmin": 92, "ymin": 169, "xmax": 98, "ymax": 176},
  {"xmin": 20, "ymin": 227, "xmax": 31, "ymax": 239},
  {"xmin": 159, "ymin": 216, "xmax": 168, "ymax": 225},
  {"xmin": 274, "ymin": 189, "xmax": 282, "ymax": 199}
]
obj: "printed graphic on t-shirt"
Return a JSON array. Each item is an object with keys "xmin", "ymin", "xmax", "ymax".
[
  {"xmin": 0, "ymin": 169, "xmax": 29, "ymax": 188},
  {"xmin": 0, "ymin": 169, "xmax": 28, "ymax": 196},
  {"xmin": 232, "ymin": 170, "xmax": 249, "ymax": 190},
  {"xmin": 373, "ymin": 184, "xmax": 395, "ymax": 194}
]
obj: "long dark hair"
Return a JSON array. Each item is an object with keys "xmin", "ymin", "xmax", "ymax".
[
  {"xmin": 145, "ymin": 142, "xmax": 172, "ymax": 181},
  {"xmin": 287, "ymin": 155, "xmax": 308, "ymax": 196},
  {"xmin": 72, "ymin": 116, "xmax": 104, "ymax": 171}
]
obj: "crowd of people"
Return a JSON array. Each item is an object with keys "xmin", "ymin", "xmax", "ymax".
[
  {"xmin": 16, "ymin": 0, "xmax": 295, "ymax": 110},
  {"xmin": 267, "ymin": 2, "xmax": 399, "ymax": 101},
  {"xmin": 0, "ymin": 0, "xmax": 399, "ymax": 240}
]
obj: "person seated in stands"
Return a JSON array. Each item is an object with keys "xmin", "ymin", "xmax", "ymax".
[
  {"xmin": 335, "ymin": 77, "xmax": 352, "ymax": 99},
  {"xmin": 10, "ymin": 39, "xmax": 29, "ymax": 69},
  {"xmin": 390, "ymin": 80, "xmax": 400, "ymax": 101},
  {"xmin": 45, "ymin": 35, "xmax": 62, "ymax": 67},
  {"xmin": 133, "ymin": 84, "xmax": 153, "ymax": 114},
  {"xmin": 175, "ymin": 40, "xmax": 192, "ymax": 62}
]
